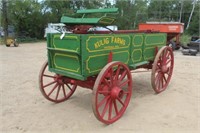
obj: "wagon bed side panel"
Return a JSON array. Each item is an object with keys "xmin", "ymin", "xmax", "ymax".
[
  {"xmin": 130, "ymin": 34, "xmax": 144, "ymax": 64},
  {"xmin": 143, "ymin": 33, "xmax": 167, "ymax": 61},
  {"xmin": 47, "ymin": 33, "xmax": 84, "ymax": 80},
  {"xmin": 81, "ymin": 34, "xmax": 131, "ymax": 77}
]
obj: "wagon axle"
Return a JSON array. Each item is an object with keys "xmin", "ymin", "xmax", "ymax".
[{"xmin": 54, "ymin": 75, "xmax": 65, "ymax": 84}]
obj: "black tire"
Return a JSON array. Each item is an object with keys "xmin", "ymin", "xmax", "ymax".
[
  {"xmin": 189, "ymin": 49, "xmax": 197, "ymax": 56},
  {"xmin": 182, "ymin": 45, "xmax": 189, "ymax": 49},
  {"xmin": 175, "ymin": 46, "xmax": 180, "ymax": 50},
  {"xmin": 181, "ymin": 49, "xmax": 190, "ymax": 55}
]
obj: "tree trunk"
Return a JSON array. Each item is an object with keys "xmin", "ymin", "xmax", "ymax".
[
  {"xmin": 179, "ymin": 0, "xmax": 183, "ymax": 22},
  {"xmin": 186, "ymin": 0, "xmax": 196, "ymax": 30},
  {"xmin": 2, "ymin": 0, "xmax": 8, "ymax": 44}
]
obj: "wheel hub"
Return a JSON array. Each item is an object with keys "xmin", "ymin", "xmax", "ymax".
[
  {"xmin": 110, "ymin": 86, "xmax": 123, "ymax": 99},
  {"xmin": 161, "ymin": 65, "xmax": 168, "ymax": 73},
  {"xmin": 54, "ymin": 75, "xmax": 64, "ymax": 84}
]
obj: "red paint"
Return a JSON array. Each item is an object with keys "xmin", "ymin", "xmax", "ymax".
[
  {"xmin": 139, "ymin": 22, "xmax": 184, "ymax": 47},
  {"xmin": 107, "ymin": 51, "xmax": 113, "ymax": 63},
  {"xmin": 139, "ymin": 23, "xmax": 184, "ymax": 33}
]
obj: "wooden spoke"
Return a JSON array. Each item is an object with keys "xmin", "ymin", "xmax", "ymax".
[
  {"xmin": 118, "ymin": 70, "xmax": 127, "ymax": 81},
  {"xmin": 43, "ymin": 74, "xmax": 55, "ymax": 78},
  {"xmin": 55, "ymin": 85, "xmax": 61, "ymax": 100},
  {"xmin": 62, "ymin": 84, "xmax": 67, "ymax": 99},
  {"xmin": 47, "ymin": 83, "xmax": 59, "ymax": 97},
  {"xmin": 43, "ymin": 80, "xmax": 57, "ymax": 88},
  {"xmin": 97, "ymin": 96, "xmax": 110, "ymax": 108},
  {"xmin": 101, "ymin": 98, "xmax": 111, "ymax": 118},
  {"xmin": 108, "ymin": 100, "xmax": 113, "ymax": 120},
  {"xmin": 113, "ymin": 100, "xmax": 119, "ymax": 115},
  {"xmin": 119, "ymin": 80, "xmax": 129, "ymax": 88},
  {"xmin": 117, "ymin": 97, "xmax": 125, "ymax": 107}
]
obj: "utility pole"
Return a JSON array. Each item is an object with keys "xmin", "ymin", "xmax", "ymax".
[{"xmin": 2, "ymin": 0, "xmax": 8, "ymax": 44}]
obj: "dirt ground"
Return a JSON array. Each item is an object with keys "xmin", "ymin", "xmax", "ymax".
[{"xmin": 0, "ymin": 42, "xmax": 200, "ymax": 133}]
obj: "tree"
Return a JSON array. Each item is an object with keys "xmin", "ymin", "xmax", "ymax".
[
  {"xmin": 147, "ymin": 0, "xmax": 181, "ymax": 22},
  {"xmin": 9, "ymin": 0, "xmax": 44, "ymax": 38},
  {"xmin": 179, "ymin": 0, "xmax": 183, "ymax": 22},
  {"xmin": 114, "ymin": 0, "xmax": 148, "ymax": 30},
  {"xmin": 186, "ymin": 0, "xmax": 197, "ymax": 29},
  {"xmin": 187, "ymin": 1, "xmax": 200, "ymax": 35}
]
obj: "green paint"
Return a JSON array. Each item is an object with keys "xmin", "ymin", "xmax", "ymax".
[
  {"xmin": 47, "ymin": 33, "xmax": 166, "ymax": 80},
  {"xmin": 143, "ymin": 34, "xmax": 166, "ymax": 61},
  {"xmin": 61, "ymin": 8, "xmax": 118, "ymax": 26},
  {"xmin": 60, "ymin": 16, "xmax": 116, "ymax": 26}
]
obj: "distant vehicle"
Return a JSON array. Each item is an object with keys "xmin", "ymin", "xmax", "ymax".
[
  {"xmin": 187, "ymin": 36, "xmax": 200, "ymax": 52},
  {"xmin": 0, "ymin": 27, "xmax": 4, "ymax": 37},
  {"xmin": 182, "ymin": 36, "xmax": 200, "ymax": 56},
  {"xmin": 0, "ymin": 26, "xmax": 15, "ymax": 37},
  {"xmin": 190, "ymin": 36, "xmax": 200, "ymax": 41}
]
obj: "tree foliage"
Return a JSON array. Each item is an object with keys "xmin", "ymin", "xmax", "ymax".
[{"xmin": 0, "ymin": 0, "xmax": 199, "ymax": 39}]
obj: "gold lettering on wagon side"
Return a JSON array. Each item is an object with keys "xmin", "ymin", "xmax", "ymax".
[
  {"xmin": 111, "ymin": 37, "xmax": 126, "ymax": 46},
  {"xmin": 94, "ymin": 38, "xmax": 109, "ymax": 49},
  {"xmin": 94, "ymin": 37, "xmax": 126, "ymax": 49}
]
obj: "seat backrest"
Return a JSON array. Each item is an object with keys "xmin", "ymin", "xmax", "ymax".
[{"xmin": 61, "ymin": 8, "xmax": 118, "ymax": 26}]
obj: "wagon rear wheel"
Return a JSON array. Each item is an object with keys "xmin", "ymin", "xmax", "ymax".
[
  {"xmin": 39, "ymin": 61, "xmax": 77, "ymax": 103},
  {"xmin": 92, "ymin": 61, "xmax": 132, "ymax": 124},
  {"xmin": 151, "ymin": 46, "xmax": 174, "ymax": 93}
]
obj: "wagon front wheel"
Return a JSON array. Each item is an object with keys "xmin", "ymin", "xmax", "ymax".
[
  {"xmin": 92, "ymin": 61, "xmax": 132, "ymax": 124},
  {"xmin": 39, "ymin": 61, "xmax": 77, "ymax": 103},
  {"xmin": 151, "ymin": 46, "xmax": 174, "ymax": 93}
]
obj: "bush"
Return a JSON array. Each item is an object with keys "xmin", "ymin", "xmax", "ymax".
[{"xmin": 180, "ymin": 34, "xmax": 191, "ymax": 46}]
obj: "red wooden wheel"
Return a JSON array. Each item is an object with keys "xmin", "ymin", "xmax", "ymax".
[
  {"xmin": 151, "ymin": 46, "xmax": 174, "ymax": 93},
  {"xmin": 92, "ymin": 61, "xmax": 132, "ymax": 124},
  {"xmin": 39, "ymin": 61, "xmax": 77, "ymax": 103}
]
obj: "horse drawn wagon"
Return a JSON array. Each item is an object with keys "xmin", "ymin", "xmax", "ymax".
[{"xmin": 39, "ymin": 8, "xmax": 174, "ymax": 124}]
